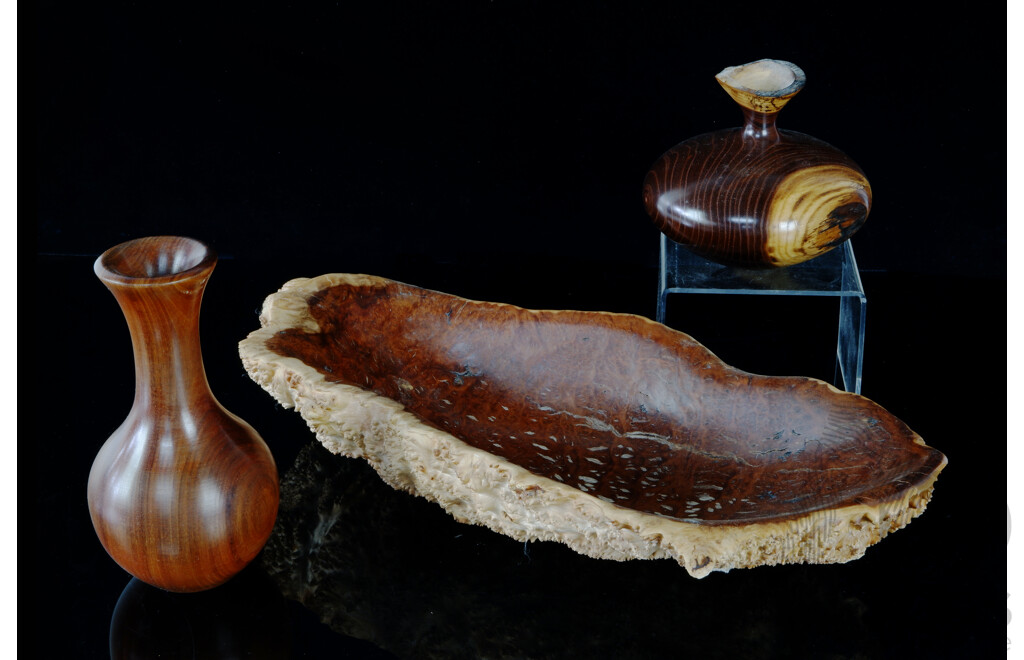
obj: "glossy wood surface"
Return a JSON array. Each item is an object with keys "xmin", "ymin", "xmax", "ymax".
[
  {"xmin": 90, "ymin": 237, "xmax": 279, "ymax": 592},
  {"xmin": 643, "ymin": 60, "xmax": 871, "ymax": 268},
  {"xmin": 266, "ymin": 278, "xmax": 944, "ymax": 525}
]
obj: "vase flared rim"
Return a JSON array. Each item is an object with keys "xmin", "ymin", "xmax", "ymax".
[
  {"xmin": 715, "ymin": 59, "xmax": 806, "ymax": 98},
  {"xmin": 95, "ymin": 236, "xmax": 217, "ymax": 286}
]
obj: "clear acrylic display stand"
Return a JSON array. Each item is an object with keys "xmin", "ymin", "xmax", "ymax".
[{"xmin": 657, "ymin": 236, "xmax": 867, "ymax": 394}]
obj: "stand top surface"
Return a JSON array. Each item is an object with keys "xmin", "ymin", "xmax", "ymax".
[{"xmin": 660, "ymin": 238, "xmax": 866, "ymax": 297}]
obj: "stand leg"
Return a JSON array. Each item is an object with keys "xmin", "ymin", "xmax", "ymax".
[
  {"xmin": 656, "ymin": 234, "xmax": 668, "ymax": 324},
  {"xmin": 836, "ymin": 242, "xmax": 866, "ymax": 395},
  {"xmin": 836, "ymin": 293, "xmax": 866, "ymax": 394}
]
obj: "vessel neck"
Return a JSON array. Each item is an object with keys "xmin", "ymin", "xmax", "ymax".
[
  {"xmin": 95, "ymin": 236, "xmax": 221, "ymax": 421},
  {"xmin": 119, "ymin": 285, "xmax": 216, "ymax": 417},
  {"xmin": 126, "ymin": 286, "xmax": 218, "ymax": 415},
  {"xmin": 742, "ymin": 108, "xmax": 779, "ymax": 141}
]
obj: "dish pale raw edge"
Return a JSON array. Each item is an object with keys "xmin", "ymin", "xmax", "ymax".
[{"xmin": 239, "ymin": 273, "xmax": 945, "ymax": 578}]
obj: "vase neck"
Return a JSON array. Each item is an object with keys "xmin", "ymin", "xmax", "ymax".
[
  {"xmin": 95, "ymin": 237, "xmax": 220, "ymax": 421},
  {"xmin": 122, "ymin": 284, "xmax": 216, "ymax": 417},
  {"xmin": 742, "ymin": 108, "xmax": 779, "ymax": 141}
]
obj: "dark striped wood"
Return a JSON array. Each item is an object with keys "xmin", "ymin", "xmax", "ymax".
[
  {"xmin": 90, "ymin": 236, "xmax": 279, "ymax": 592},
  {"xmin": 643, "ymin": 63, "xmax": 871, "ymax": 267},
  {"xmin": 266, "ymin": 278, "xmax": 944, "ymax": 525}
]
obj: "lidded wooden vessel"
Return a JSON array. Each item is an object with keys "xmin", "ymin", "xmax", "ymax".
[
  {"xmin": 643, "ymin": 59, "xmax": 871, "ymax": 267},
  {"xmin": 89, "ymin": 236, "xmax": 279, "ymax": 592}
]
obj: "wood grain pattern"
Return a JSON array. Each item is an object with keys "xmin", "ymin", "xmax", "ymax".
[
  {"xmin": 262, "ymin": 276, "xmax": 942, "ymax": 525},
  {"xmin": 643, "ymin": 60, "xmax": 871, "ymax": 267},
  {"xmin": 90, "ymin": 236, "xmax": 279, "ymax": 593}
]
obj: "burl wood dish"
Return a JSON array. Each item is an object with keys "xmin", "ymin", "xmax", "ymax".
[
  {"xmin": 239, "ymin": 274, "xmax": 944, "ymax": 577},
  {"xmin": 643, "ymin": 59, "xmax": 871, "ymax": 267}
]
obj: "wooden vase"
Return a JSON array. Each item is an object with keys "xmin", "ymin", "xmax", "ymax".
[
  {"xmin": 643, "ymin": 59, "xmax": 872, "ymax": 268},
  {"xmin": 89, "ymin": 236, "xmax": 279, "ymax": 593}
]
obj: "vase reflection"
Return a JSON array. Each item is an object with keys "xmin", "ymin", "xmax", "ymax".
[
  {"xmin": 109, "ymin": 565, "xmax": 290, "ymax": 659},
  {"xmin": 260, "ymin": 441, "xmax": 884, "ymax": 660}
]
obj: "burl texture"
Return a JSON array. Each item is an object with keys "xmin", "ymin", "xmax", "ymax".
[{"xmin": 240, "ymin": 274, "xmax": 944, "ymax": 577}]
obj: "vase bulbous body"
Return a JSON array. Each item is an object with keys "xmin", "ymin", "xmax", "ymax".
[
  {"xmin": 642, "ymin": 59, "xmax": 871, "ymax": 268},
  {"xmin": 89, "ymin": 236, "xmax": 279, "ymax": 593}
]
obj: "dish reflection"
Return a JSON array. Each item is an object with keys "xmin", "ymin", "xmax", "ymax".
[
  {"xmin": 260, "ymin": 441, "xmax": 884, "ymax": 659},
  {"xmin": 109, "ymin": 564, "xmax": 290, "ymax": 659}
]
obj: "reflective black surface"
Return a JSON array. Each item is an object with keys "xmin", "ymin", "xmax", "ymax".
[
  {"xmin": 32, "ymin": 252, "xmax": 1002, "ymax": 658},
  {"xmin": 109, "ymin": 569, "xmax": 290, "ymax": 659},
  {"xmin": 33, "ymin": 3, "xmax": 1002, "ymax": 657},
  {"xmin": 262, "ymin": 441, "xmax": 907, "ymax": 659}
]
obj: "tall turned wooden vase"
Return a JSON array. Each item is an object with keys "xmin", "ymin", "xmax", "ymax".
[
  {"xmin": 643, "ymin": 59, "xmax": 872, "ymax": 267},
  {"xmin": 89, "ymin": 236, "xmax": 279, "ymax": 593}
]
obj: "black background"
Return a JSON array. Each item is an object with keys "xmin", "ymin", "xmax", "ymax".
[{"xmin": 33, "ymin": 2, "xmax": 1005, "ymax": 658}]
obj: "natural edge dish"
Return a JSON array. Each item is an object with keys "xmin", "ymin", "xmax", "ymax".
[{"xmin": 239, "ymin": 274, "xmax": 945, "ymax": 578}]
